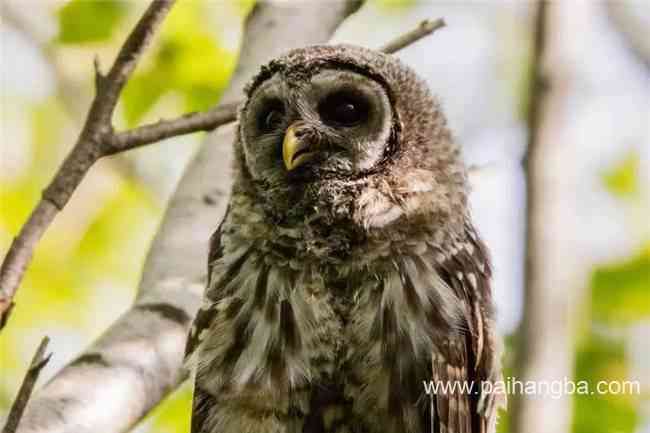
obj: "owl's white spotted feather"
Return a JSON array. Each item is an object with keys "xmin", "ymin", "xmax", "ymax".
[{"xmin": 185, "ymin": 44, "xmax": 504, "ymax": 433}]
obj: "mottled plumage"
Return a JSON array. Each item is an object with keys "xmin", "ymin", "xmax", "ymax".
[{"xmin": 186, "ymin": 44, "xmax": 505, "ymax": 433}]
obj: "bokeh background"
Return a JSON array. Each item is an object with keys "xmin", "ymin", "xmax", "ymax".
[{"xmin": 1, "ymin": 1, "xmax": 648, "ymax": 432}]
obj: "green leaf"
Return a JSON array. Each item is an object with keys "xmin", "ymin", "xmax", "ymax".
[
  {"xmin": 143, "ymin": 382, "xmax": 192, "ymax": 433},
  {"xmin": 591, "ymin": 247, "xmax": 650, "ymax": 325},
  {"xmin": 120, "ymin": 0, "xmax": 235, "ymax": 126},
  {"xmin": 235, "ymin": 0, "xmax": 257, "ymax": 17},
  {"xmin": 71, "ymin": 179, "xmax": 159, "ymax": 287},
  {"xmin": 58, "ymin": 0, "xmax": 129, "ymax": 44},
  {"xmin": 573, "ymin": 333, "xmax": 639, "ymax": 433},
  {"xmin": 374, "ymin": 0, "xmax": 416, "ymax": 9},
  {"xmin": 602, "ymin": 152, "xmax": 640, "ymax": 198},
  {"xmin": 121, "ymin": 72, "xmax": 166, "ymax": 127},
  {"xmin": 495, "ymin": 333, "xmax": 518, "ymax": 433}
]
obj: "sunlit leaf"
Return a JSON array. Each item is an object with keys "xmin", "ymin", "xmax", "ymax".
[
  {"xmin": 143, "ymin": 382, "xmax": 192, "ymax": 433},
  {"xmin": 121, "ymin": 72, "xmax": 167, "ymax": 127},
  {"xmin": 0, "ymin": 182, "xmax": 41, "ymax": 233},
  {"xmin": 121, "ymin": 0, "xmax": 235, "ymax": 126},
  {"xmin": 602, "ymin": 152, "xmax": 640, "ymax": 198},
  {"xmin": 235, "ymin": 0, "xmax": 257, "ymax": 17},
  {"xmin": 58, "ymin": 0, "xmax": 130, "ymax": 44},
  {"xmin": 71, "ymin": 177, "xmax": 159, "ymax": 287},
  {"xmin": 591, "ymin": 247, "xmax": 650, "ymax": 325},
  {"xmin": 495, "ymin": 333, "xmax": 518, "ymax": 433},
  {"xmin": 573, "ymin": 333, "xmax": 639, "ymax": 433},
  {"xmin": 374, "ymin": 0, "xmax": 417, "ymax": 9}
]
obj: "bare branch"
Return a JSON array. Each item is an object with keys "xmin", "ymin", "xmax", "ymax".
[
  {"xmin": 95, "ymin": 1, "xmax": 174, "ymax": 124},
  {"xmin": 0, "ymin": 0, "xmax": 176, "ymax": 330},
  {"xmin": 106, "ymin": 102, "xmax": 240, "ymax": 154},
  {"xmin": 42, "ymin": 0, "xmax": 176, "ymax": 206},
  {"xmin": 380, "ymin": 18, "xmax": 446, "ymax": 54},
  {"xmin": 2, "ymin": 337, "xmax": 51, "ymax": 433},
  {"xmin": 0, "ymin": 13, "xmax": 446, "ymax": 327},
  {"xmin": 514, "ymin": 2, "xmax": 600, "ymax": 432},
  {"xmin": 0, "ymin": 203, "xmax": 58, "ymax": 328},
  {"xmin": 511, "ymin": 3, "xmax": 549, "ymax": 430},
  {"xmin": 607, "ymin": 2, "xmax": 650, "ymax": 70}
]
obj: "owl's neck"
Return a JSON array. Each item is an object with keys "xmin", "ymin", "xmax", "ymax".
[{"xmin": 224, "ymin": 187, "xmax": 461, "ymax": 274}]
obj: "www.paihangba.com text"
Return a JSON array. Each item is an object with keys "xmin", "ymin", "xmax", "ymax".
[{"xmin": 423, "ymin": 376, "xmax": 642, "ymax": 399}]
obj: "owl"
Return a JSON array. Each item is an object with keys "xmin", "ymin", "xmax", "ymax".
[{"xmin": 185, "ymin": 44, "xmax": 504, "ymax": 433}]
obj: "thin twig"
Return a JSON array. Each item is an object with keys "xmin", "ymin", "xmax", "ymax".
[
  {"xmin": 607, "ymin": 2, "xmax": 650, "ymax": 71},
  {"xmin": 0, "ymin": 14, "xmax": 446, "ymax": 331},
  {"xmin": 2, "ymin": 337, "xmax": 51, "ymax": 433},
  {"xmin": 106, "ymin": 102, "xmax": 240, "ymax": 155},
  {"xmin": 380, "ymin": 18, "xmax": 446, "ymax": 54}
]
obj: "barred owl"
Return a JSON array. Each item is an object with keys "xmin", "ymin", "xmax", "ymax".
[{"xmin": 185, "ymin": 44, "xmax": 504, "ymax": 433}]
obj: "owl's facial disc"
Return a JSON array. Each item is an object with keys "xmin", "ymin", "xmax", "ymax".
[{"xmin": 242, "ymin": 69, "xmax": 394, "ymax": 188}]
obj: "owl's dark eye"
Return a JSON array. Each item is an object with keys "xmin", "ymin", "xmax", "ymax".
[
  {"xmin": 257, "ymin": 100, "xmax": 284, "ymax": 132},
  {"xmin": 319, "ymin": 91, "xmax": 369, "ymax": 127}
]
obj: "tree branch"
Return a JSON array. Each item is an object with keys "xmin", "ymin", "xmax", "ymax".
[
  {"xmin": 0, "ymin": 12, "xmax": 446, "ymax": 330},
  {"xmin": 380, "ymin": 18, "xmax": 445, "ymax": 54},
  {"xmin": 2, "ymin": 337, "xmax": 51, "ymax": 433},
  {"xmin": 0, "ymin": 0, "xmax": 176, "ymax": 329},
  {"xmin": 105, "ymin": 102, "xmax": 239, "ymax": 155},
  {"xmin": 607, "ymin": 2, "xmax": 650, "ymax": 71},
  {"xmin": 514, "ymin": 2, "xmax": 596, "ymax": 432}
]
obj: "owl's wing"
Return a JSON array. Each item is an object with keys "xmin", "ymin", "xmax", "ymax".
[
  {"xmin": 185, "ymin": 205, "xmax": 230, "ymax": 433},
  {"xmin": 185, "ymin": 205, "xmax": 230, "ymax": 359},
  {"xmin": 429, "ymin": 223, "xmax": 504, "ymax": 433}
]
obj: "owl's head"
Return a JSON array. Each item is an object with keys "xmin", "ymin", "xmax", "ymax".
[{"xmin": 236, "ymin": 45, "xmax": 468, "ymax": 234}]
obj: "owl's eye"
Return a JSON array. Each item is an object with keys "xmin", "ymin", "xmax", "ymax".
[
  {"xmin": 257, "ymin": 100, "xmax": 284, "ymax": 132},
  {"xmin": 319, "ymin": 91, "xmax": 368, "ymax": 127}
]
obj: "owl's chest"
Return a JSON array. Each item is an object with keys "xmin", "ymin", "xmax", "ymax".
[
  {"xmin": 299, "ymin": 261, "xmax": 386, "ymax": 366},
  {"xmin": 319, "ymin": 267, "xmax": 359, "ymax": 319}
]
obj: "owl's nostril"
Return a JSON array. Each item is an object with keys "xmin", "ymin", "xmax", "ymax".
[{"xmin": 292, "ymin": 124, "xmax": 311, "ymax": 139}]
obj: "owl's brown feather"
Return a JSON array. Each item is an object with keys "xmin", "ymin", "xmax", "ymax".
[{"xmin": 427, "ymin": 226, "xmax": 504, "ymax": 433}]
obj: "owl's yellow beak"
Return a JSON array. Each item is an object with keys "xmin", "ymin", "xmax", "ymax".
[{"xmin": 283, "ymin": 123, "xmax": 317, "ymax": 171}]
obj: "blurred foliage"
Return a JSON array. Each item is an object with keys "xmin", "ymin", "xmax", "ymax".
[
  {"xmin": 374, "ymin": 0, "xmax": 417, "ymax": 10},
  {"xmin": 571, "ymin": 154, "xmax": 648, "ymax": 432},
  {"xmin": 58, "ymin": 0, "xmax": 130, "ymax": 44},
  {"xmin": 573, "ymin": 333, "xmax": 639, "ymax": 433},
  {"xmin": 122, "ymin": 0, "xmax": 236, "ymax": 127},
  {"xmin": 496, "ymin": 333, "xmax": 519, "ymax": 433},
  {"xmin": 591, "ymin": 246, "xmax": 650, "ymax": 325},
  {"xmin": 1, "ymin": 98, "xmax": 71, "ymax": 231},
  {"xmin": 515, "ymin": 48, "xmax": 534, "ymax": 123},
  {"xmin": 602, "ymin": 152, "xmax": 641, "ymax": 199},
  {"xmin": 146, "ymin": 383, "xmax": 193, "ymax": 433}
]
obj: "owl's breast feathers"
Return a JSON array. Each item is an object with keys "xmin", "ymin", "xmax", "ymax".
[{"xmin": 186, "ymin": 192, "xmax": 504, "ymax": 433}]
